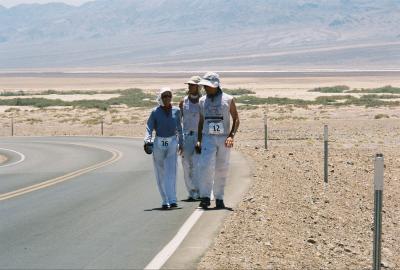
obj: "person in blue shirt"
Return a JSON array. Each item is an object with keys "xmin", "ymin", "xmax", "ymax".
[{"xmin": 144, "ymin": 87, "xmax": 183, "ymax": 210}]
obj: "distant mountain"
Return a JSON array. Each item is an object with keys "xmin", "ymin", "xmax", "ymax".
[{"xmin": 0, "ymin": 0, "xmax": 399, "ymax": 71}]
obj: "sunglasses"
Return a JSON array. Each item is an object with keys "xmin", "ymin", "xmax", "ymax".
[{"xmin": 161, "ymin": 94, "xmax": 172, "ymax": 98}]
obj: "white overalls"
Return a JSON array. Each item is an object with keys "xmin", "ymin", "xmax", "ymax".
[
  {"xmin": 198, "ymin": 92, "xmax": 233, "ymax": 200},
  {"xmin": 181, "ymin": 96, "xmax": 201, "ymax": 199},
  {"xmin": 153, "ymin": 136, "xmax": 178, "ymax": 206}
]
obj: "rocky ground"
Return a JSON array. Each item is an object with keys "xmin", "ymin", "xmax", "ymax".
[{"xmin": 199, "ymin": 105, "xmax": 400, "ymax": 269}]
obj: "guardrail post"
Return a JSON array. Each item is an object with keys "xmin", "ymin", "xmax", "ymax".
[
  {"xmin": 11, "ymin": 115, "xmax": 14, "ymax": 136},
  {"xmin": 264, "ymin": 111, "xmax": 268, "ymax": 150},
  {"xmin": 324, "ymin": 125, "xmax": 328, "ymax": 183},
  {"xmin": 373, "ymin": 153, "xmax": 384, "ymax": 270}
]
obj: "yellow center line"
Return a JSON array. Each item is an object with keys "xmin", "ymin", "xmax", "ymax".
[{"xmin": 0, "ymin": 143, "xmax": 123, "ymax": 202}]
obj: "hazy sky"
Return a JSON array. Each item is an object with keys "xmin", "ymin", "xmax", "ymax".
[{"xmin": 0, "ymin": 0, "xmax": 91, "ymax": 7}]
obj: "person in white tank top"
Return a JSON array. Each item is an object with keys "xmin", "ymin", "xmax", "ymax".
[
  {"xmin": 196, "ymin": 72, "xmax": 240, "ymax": 209},
  {"xmin": 179, "ymin": 76, "xmax": 202, "ymax": 201}
]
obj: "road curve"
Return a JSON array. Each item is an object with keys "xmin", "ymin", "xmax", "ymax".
[{"xmin": 0, "ymin": 136, "xmax": 250, "ymax": 269}]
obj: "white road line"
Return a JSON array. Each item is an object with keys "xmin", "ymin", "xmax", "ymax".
[
  {"xmin": 0, "ymin": 148, "xmax": 26, "ymax": 168},
  {"xmin": 145, "ymin": 208, "xmax": 204, "ymax": 270}
]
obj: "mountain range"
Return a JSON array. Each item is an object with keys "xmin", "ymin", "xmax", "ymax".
[{"xmin": 0, "ymin": 0, "xmax": 399, "ymax": 71}]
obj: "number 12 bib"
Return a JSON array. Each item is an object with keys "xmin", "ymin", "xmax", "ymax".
[{"xmin": 208, "ymin": 121, "xmax": 224, "ymax": 135}]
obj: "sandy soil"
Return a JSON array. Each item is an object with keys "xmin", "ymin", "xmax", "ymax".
[
  {"xmin": 1, "ymin": 73, "xmax": 400, "ymax": 95},
  {"xmin": 0, "ymin": 94, "xmax": 120, "ymax": 101},
  {"xmin": 1, "ymin": 74, "xmax": 400, "ymax": 269},
  {"xmin": 0, "ymin": 106, "xmax": 149, "ymax": 137}
]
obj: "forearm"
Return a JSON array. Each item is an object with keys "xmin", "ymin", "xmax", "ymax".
[
  {"xmin": 144, "ymin": 112, "xmax": 154, "ymax": 142},
  {"xmin": 197, "ymin": 117, "xmax": 204, "ymax": 142},
  {"xmin": 144, "ymin": 127, "xmax": 153, "ymax": 142},
  {"xmin": 229, "ymin": 117, "xmax": 240, "ymax": 137},
  {"xmin": 177, "ymin": 110, "xmax": 183, "ymax": 145}
]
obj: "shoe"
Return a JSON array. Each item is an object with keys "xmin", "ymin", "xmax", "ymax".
[
  {"xmin": 216, "ymin": 199, "xmax": 225, "ymax": 209},
  {"xmin": 187, "ymin": 197, "xmax": 196, "ymax": 202},
  {"xmin": 170, "ymin": 203, "xmax": 178, "ymax": 208},
  {"xmin": 199, "ymin": 197, "xmax": 211, "ymax": 209},
  {"xmin": 162, "ymin": 204, "xmax": 170, "ymax": 210}
]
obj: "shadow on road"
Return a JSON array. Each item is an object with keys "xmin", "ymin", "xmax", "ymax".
[
  {"xmin": 200, "ymin": 207, "xmax": 234, "ymax": 211},
  {"xmin": 181, "ymin": 198, "xmax": 202, "ymax": 202},
  {"xmin": 144, "ymin": 207, "xmax": 184, "ymax": 211}
]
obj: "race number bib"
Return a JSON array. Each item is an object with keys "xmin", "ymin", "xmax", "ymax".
[
  {"xmin": 157, "ymin": 137, "xmax": 173, "ymax": 150},
  {"xmin": 208, "ymin": 121, "xmax": 224, "ymax": 135}
]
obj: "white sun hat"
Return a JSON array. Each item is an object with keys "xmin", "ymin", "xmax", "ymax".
[
  {"xmin": 199, "ymin": 72, "xmax": 220, "ymax": 88},
  {"xmin": 156, "ymin": 87, "xmax": 172, "ymax": 106}
]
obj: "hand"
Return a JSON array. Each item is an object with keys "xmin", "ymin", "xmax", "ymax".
[
  {"xmin": 195, "ymin": 141, "xmax": 202, "ymax": 154},
  {"xmin": 225, "ymin": 136, "xmax": 234, "ymax": 148},
  {"xmin": 178, "ymin": 145, "xmax": 183, "ymax": 156}
]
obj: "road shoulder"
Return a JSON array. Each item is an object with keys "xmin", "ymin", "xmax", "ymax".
[{"xmin": 162, "ymin": 150, "xmax": 252, "ymax": 269}]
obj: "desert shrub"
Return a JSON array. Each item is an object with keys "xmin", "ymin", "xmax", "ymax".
[
  {"xmin": 224, "ymin": 88, "xmax": 256, "ymax": 95},
  {"xmin": 348, "ymin": 85, "xmax": 400, "ymax": 94},
  {"xmin": 374, "ymin": 114, "xmax": 390, "ymax": 119},
  {"xmin": 237, "ymin": 104, "xmax": 258, "ymax": 110},
  {"xmin": 308, "ymin": 85, "xmax": 350, "ymax": 93},
  {"xmin": 0, "ymin": 90, "xmax": 26, "ymax": 96},
  {"xmin": 82, "ymin": 117, "xmax": 102, "ymax": 125}
]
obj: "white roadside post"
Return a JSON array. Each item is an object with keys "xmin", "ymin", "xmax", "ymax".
[
  {"xmin": 373, "ymin": 153, "xmax": 384, "ymax": 270},
  {"xmin": 324, "ymin": 125, "xmax": 328, "ymax": 184}
]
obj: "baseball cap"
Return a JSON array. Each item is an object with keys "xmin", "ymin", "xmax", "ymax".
[{"xmin": 185, "ymin": 75, "xmax": 201, "ymax": 85}]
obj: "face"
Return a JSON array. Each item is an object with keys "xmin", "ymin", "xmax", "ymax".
[
  {"xmin": 161, "ymin": 91, "xmax": 172, "ymax": 106},
  {"xmin": 204, "ymin": 85, "xmax": 218, "ymax": 95},
  {"xmin": 188, "ymin": 84, "xmax": 200, "ymax": 95}
]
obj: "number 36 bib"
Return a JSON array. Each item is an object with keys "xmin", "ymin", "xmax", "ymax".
[
  {"xmin": 157, "ymin": 137, "xmax": 173, "ymax": 150},
  {"xmin": 208, "ymin": 121, "xmax": 224, "ymax": 135}
]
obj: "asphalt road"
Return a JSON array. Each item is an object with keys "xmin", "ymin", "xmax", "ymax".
[{"xmin": 0, "ymin": 137, "xmax": 203, "ymax": 269}]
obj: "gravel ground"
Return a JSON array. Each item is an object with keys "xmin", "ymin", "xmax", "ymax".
[{"xmin": 198, "ymin": 105, "xmax": 400, "ymax": 270}]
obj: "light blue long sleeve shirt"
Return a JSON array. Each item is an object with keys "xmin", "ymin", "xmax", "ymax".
[{"xmin": 145, "ymin": 106, "xmax": 183, "ymax": 145}]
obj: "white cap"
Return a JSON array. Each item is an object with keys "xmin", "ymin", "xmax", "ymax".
[{"xmin": 199, "ymin": 72, "xmax": 220, "ymax": 88}]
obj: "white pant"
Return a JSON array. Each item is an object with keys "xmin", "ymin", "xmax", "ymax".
[
  {"xmin": 182, "ymin": 132, "xmax": 200, "ymax": 198},
  {"xmin": 198, "ymin": 135, "xmax": 231, "ymax": 200},
  {"xmin": 152, "ymin": 136, "xmax": 178, "ymax": 205}
]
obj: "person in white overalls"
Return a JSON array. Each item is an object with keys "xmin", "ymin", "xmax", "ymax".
[
  {"xmin": 179, "ymin": 76, "xmax": 202, "ymax": 201},
  {"xmin": 144, "ymin": 88, "xmax": 183, "ymax": 210},
  {"xmin": 196, "ymin": 72, "xmax": 240, "ymax": 209}
]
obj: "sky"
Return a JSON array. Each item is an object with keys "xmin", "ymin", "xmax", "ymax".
[{"xmin": 0, "ymin": 0, "xmax": 91, "ymax": 7}]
